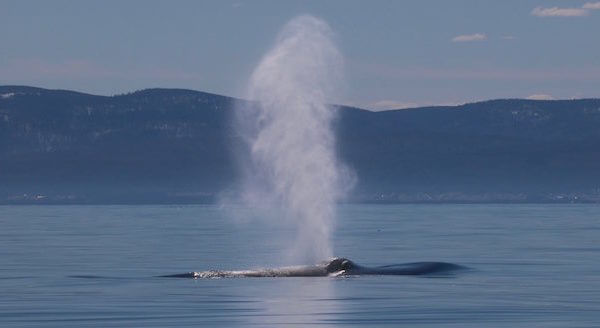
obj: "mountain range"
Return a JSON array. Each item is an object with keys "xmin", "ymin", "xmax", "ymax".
[{"xmin": 1, "ymin": 85, "xmax": 599, "ymax": 204}]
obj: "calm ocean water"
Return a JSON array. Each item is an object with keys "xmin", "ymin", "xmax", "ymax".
[{"xmin": 1, "ymin": 204, "xmax": 599, "ymax": 327}]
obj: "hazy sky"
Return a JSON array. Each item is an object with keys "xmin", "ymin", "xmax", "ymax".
[{"xmin": 1, "ymin": 0, "xmax": 599, "ymax": 109}]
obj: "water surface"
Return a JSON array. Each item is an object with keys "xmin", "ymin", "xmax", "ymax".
[{"xmin": 1, "ymin": 204, "xmax": 599, "ymax": 327}]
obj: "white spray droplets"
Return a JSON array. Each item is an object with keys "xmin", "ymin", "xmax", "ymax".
[{"xmin": 238, "ymin": 15, "xmax": 351, "ymax": 264}]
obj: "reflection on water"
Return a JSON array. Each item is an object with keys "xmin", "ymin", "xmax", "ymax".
[
  {"xmin": 246, "ymin": 278, "xmax": 339, "ymax": 327},
  {"xmin": 1, "ymin": 204, "xmax": 599, "ymax": 327}
]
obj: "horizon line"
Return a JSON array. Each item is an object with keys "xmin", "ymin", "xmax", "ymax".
[{"xmin": 1, "ymin": 84, "xmax": 599, "ymax": 113}]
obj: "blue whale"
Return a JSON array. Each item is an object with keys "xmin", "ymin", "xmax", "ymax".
[{"xmin": 161, "ymin": 257, "xmax": 466, "ymax": 278}]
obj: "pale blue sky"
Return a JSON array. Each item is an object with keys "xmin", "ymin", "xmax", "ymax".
[{"xmin": 1, "ymin": 0, "xmax": 599, "ymax": 109}]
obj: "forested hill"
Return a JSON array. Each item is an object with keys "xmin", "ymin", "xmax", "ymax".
[{"xmin": 1, "ymin": 85, "xmax": 599, "ymax": 203}]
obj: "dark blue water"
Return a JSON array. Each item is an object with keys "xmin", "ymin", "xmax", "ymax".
[{"xmin": 1, "ymin": 204, "xmax": 599, "ymax": 327}]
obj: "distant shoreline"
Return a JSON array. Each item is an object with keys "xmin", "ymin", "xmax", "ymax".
[{"xmin": 2, "ymin": 193, "xmax": 599, "ymax": 205}]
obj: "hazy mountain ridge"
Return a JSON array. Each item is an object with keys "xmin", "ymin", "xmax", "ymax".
[
  {"xmin": 337, "ymin": 99, "xmax": 600, "ymax": 202},
  {"xmin": 1, "ymin": 85, "xmax": 599, "ymax": 204}
]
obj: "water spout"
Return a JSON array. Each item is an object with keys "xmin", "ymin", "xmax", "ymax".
[{"xmin": 236, "ymin": 15, "xmax": 351, "ymax": 264}]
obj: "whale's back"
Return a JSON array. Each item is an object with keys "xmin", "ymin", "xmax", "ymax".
[{"xmin": 160, "ymin": 258, "xmax": 467, "ymax": 278}]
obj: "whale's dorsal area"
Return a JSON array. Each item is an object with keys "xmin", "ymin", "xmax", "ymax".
[{"xmin": 160, "ymin": 258, "xmax": 466, "ymax": 278}]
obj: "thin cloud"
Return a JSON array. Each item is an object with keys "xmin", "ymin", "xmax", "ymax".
[
  {"xmin": 526, "ymin": 94, "xmax": 555, "ymax": 100},
  {"xmin": 451, "ymin": 33, "xmax": 487, "ymax": 42},
  {"xmin": 370, "ymin": 100, "xmax": 419, "ymax": 110},
  {"xmin": 361, "ymin": 99, "xmax": 468, "ymax": 111},
  {"xmin": 583, "ymin": 2, "xmax": 600, "ymax": 9},
  {"xmin": 501, "ymin": 35, "xmax": 516, "ymax": 40},
  {"xmin": 354, "ymin": 62, "xmax": 600, "ymax": 82},
  {"xmin": 531, "ymin": 6, "xmax": 588, "ymax": 17}
]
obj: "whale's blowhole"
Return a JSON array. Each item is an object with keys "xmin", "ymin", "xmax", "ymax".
[{"xmin": 325, "ymin": 257, "xmax": 355, "ymax": 273}]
